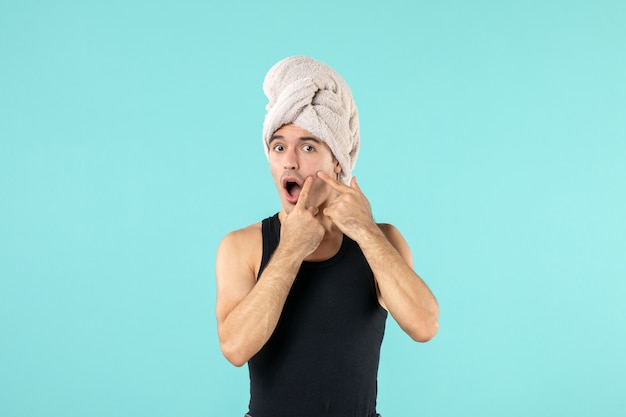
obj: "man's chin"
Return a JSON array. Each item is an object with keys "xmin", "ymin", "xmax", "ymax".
[{"xmin": 281, "ymin": 200, "xmax": 296, "ymax": 214}]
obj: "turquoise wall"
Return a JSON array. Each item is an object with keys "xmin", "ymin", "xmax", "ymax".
[{"xmin": 1, "ymin": 1, "xmax": 625, "ymax": 416}]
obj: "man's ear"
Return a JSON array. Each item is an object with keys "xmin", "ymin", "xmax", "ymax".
[{"xmin": 334, "ymin": 161, "xmax": 342, "ymax": 174}]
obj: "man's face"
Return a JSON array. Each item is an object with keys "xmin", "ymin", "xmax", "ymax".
[{"xmin": 268, "ymin": 124, "xmax": 341, "ymax": 213}]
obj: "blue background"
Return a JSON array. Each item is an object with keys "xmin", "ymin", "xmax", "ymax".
[{"xmin": 1, "ymin": 1, "xmax": 625, "ymax": 416}]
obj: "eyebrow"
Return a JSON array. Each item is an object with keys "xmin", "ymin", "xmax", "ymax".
[{"xmin": 269, "ymin": 135, "xmax": 322, "ymax": 144}]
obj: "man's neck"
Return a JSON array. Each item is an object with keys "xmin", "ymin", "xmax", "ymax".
[{"xmin": 305, "ymin": 222, "xmax": 343, "ymax": 262}]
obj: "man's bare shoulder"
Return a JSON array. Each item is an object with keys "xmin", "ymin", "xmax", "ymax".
[
  {"xmin": 376, "ymin": 222, "xmax": 410, "ymax": 245},
  {"xmin": 219, "ymin": 222, "xmax": 263, "ymax": 255},
  {"xmin": 217, "ymin": 222, "xmax": 263, "ymax": 278},
  {"xmin": 376, "ymin": 222, "xmax": 399, "ymax": 237},
  {"xmin": 222, "ymin": 222, "xmax": 262, "ymax": 242}
]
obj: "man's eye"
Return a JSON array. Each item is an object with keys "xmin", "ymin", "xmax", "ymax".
[
  {"xmin": 303, "ymin": 145, "xmax": 314, "ymax": 152},
  {"xmin": 273, "ymin": 145, "xmax": 284, "ymax": 152}
]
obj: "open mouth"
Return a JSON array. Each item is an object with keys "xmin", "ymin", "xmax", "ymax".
[{"xmin": 283, "ymin": 177, "xmax": 303, "ymax": 203}]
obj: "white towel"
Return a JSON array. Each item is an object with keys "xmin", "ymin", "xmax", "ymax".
[{"xmin": 262, "ymin": 56, "xmax": 360, "ymax": 185}]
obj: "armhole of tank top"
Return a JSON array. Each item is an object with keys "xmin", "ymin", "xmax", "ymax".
[
  {"xmin": 371, "ymin": 271, "xmax": 389, "ymax": 317},
  {"xmin": 258, "ymin": 218, "xmax": 270, "ymax": 281},
  {"xmin": 257, "ymin": 214, "xmax": 279, "ymax": 281},
  {"xmin": 374, "ymin": 283, "xmax": 389, "ymax": 317},
  {"xmin": 361, "ymin": 240, "xmax": 388, "ymax": 317}
]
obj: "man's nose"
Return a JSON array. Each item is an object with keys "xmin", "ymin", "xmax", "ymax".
[{"xmin": 283, "ymin": 150, "xmax": 298, "ymax": 170}]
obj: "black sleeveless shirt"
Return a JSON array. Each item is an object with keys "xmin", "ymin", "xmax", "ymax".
[{"xmin": 247, "ymin": 213, "xmax": 387, "ymax": 417}]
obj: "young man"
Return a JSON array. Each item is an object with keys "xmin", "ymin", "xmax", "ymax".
[{"xmin": 216, "ymin": 56, "xmax": 439, "ymax": 417}]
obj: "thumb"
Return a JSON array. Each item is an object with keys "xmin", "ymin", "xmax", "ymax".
[{"xmin": 350, "ymin": 176, "xmax": 361, "ymax": 192}]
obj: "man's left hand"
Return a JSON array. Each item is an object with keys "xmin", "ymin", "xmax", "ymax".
[{"xmin": 316, "ymin": 171, "xmax": 378, "ymax": 242}]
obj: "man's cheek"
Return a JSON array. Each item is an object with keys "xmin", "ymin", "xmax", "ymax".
[
  {"xmin": 306, "ymin": 182, "xmax": 322, "ymax": 202},
  {"xmin": 314, "ymin": 181, "xmax": 333, "ymax": 200}
]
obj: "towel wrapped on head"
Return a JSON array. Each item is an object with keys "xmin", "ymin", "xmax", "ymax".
[{"xmin": 262, "ymin": 56, "xmax": 360, "ymax": 185}]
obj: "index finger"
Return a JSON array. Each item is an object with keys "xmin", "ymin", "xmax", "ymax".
[
  {"xmin": 316, "ymin": 170, "xmax": 350, "ymax": 192},
  {"xmin": 295, "ymin": 176, "xmax": 314, "ymax": 208}
]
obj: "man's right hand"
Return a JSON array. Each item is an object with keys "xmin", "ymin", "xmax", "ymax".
[{"xmin": 280, "ymin": 176, "xmax": 325, "ymax": 259}]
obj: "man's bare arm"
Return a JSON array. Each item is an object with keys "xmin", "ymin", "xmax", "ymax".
[
  {"xmin": 216, "ymin": 232, "xmax": 305, "ymax": 366},
  {"xmin": 359, "ymin": 223, "xmax": 439, "ymax": 342},
  {"xmin": 317, "ymin": 171, "xmax": 439, "ymax": 342},
  {"xmin": 215, "ymin": 177, "xmax": 324, "ymax": 366}
]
